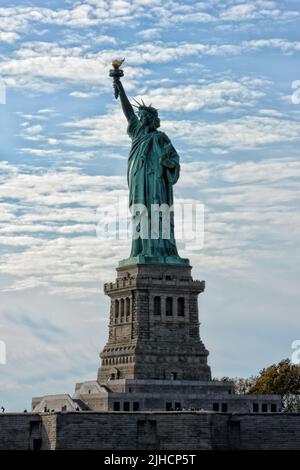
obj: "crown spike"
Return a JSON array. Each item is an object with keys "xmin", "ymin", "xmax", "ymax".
[{"xmin": 133, "ymin": 97, "xmax": 142, "ymax": 106}]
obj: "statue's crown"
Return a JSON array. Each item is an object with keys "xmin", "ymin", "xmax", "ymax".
[{"xmin": 132, "ymin": 98, "xmax": 158, "ymax": 116}]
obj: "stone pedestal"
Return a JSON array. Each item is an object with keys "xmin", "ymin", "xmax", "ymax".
[
  {"xmin": 97, "ymin": 263, "xmax": 211, "ymax": 385},
  {"xmin": 32, "ymin": 263, "xmax": 283, "ymax": 416}
]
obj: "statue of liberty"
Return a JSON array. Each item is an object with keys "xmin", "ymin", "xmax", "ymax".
[{"xmin": 110, "ymin": 60, "xmax": 188, "ymax": 266}]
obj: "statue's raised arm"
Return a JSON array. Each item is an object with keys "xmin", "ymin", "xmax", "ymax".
[
  {"xmin": 114, "ymin": 79, "xmax": 135, "ymax": 122},
  {"xmin": 109, "ymin": 58, "xmax": 134, "ymax": 122}
]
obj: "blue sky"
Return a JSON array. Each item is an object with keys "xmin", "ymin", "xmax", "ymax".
[{"xmin": 0, "ymin": 0, "xmax": 300, "ymax": 411}]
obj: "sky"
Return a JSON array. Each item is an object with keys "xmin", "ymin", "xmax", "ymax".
[{"xmin": 0, "ymin": 0, "xmax": 300, "ymax": 411}]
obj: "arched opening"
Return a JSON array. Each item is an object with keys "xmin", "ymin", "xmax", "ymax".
[
  {"xmin": 125, "ymin": 297, "xmax": 130, "ymax": 317},
  {"xmin": 177, "ymin": 297, "xmax": 185, "ymax": 316},
  {"xmin": 166, "ymin": 297, "xmax": 173, "ymax": 316},
  {"xmin": 115, "ymin": 299, "xmax": 119, "ymax": 321},
  {"xmin": 120, "ymin": 298, "xmax": 125, "ymax": 319},
  {"xmin": 154, "ymin": 296, "xmax": 161, "ymax": 315}
]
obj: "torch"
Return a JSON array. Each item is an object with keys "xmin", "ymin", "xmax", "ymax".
[{"xmin": 109, "ymin": 58, "xmax": 125, "ymax": 99}]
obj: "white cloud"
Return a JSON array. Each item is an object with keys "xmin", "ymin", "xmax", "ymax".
[
  {"xmin": 0, "ymin": 1, "xmax": 298, "ymax": 48},
  {"xmin": 164, "ymin": 115, "xmax": 300, "ymax": 150},
  {"xmin": 63, "ymin": 108, "xmax": 129, "ymax": 148},
  {"xmin": 165, "ymin": 11, "xmax": 216, "ymax": 25},
  {"xmin": 37, "ymin": 108, "xmax": 56, "ymax": 114},
  {"xmin": 19, "ymin": 123, "xmax": 44, "ymax": 142},
  {"xmin": 1, "ymin": 33, "xmax": 300, "ymax": 95},
  {"xmin": 0, "ymin": 164, "xmax": 129, "ymax": 297},
  {"xmin": 138, "ymin": 79, "xmax": 265, "ymax": 112},
  {"xmin": 0, "ymin": 2, "xmax": 163, "ymax": 34},
  {"xmin": 63, "ymin": 108, "xmax": 300, "ymax": 151},
  {"xmin": 0, "ymin": 41, "xmax": 143, "ymax": 92},
  {"xmin": 258, "ymin": 108, "xmax": 284, "ymax": 117},
  {"xmin": 0, "ymin": 31, "xmax": 20, "ymax": 43},
  {"xmin": 220, "ymin": 2, "xmax": 299, "ymax": 22},
  {"xmin": 244, "ymin": 38, "xmax": 300, "ymax": 53},
  {"xmin": 136, "ymin": 28, "xmax": 161, "ymax": 40},
  {"xmin": 69, "ymin": 90, "xmax": 99, "ymax": 98},
  {"xmin": 220, "ymin": 3, "xmax": 260, "ymax": 21},
  {"xmin": 221, "ymin": 158, "xmax": 300, "ymax": 184}
]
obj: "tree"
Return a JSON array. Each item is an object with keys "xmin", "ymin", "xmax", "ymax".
[
  {"xmin": 219, "ymin": 359, "xmax": 300, "ymax": 411},
  {"xmin": 249, "ymin": 358, "xmax": 300, "ymax": 412},
  {"xmin": 219, "ymin": 376, "xmax": 256, "ymax": 395}
]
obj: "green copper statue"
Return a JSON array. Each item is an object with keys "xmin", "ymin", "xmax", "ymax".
[{"xmin": 110, "ymin": 60, "xmax": 188, "ymax": 266}]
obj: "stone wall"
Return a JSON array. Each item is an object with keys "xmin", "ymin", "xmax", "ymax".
[
  {"xmin": 45, "ymin": 412, "xmax": 214, "ymax": 450},
  {"xmin": 0, "ymin": 413, "xmax": 42, "ymax": 450},
  {"xmin": 1, "ymin": 412, "xmax": 300, "ymax": 450}
]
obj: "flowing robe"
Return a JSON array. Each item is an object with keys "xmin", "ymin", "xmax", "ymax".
[{"xmin": 127, "ymin": 114, "xmax": 180, "ymax": 258}]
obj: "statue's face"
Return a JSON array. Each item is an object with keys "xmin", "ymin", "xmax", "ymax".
[
  {"xmin": 138, "ymin": 110, "xmax": 150, "ymax": 126},
  {"xmin": 139, "ymin": 110, "xmax": 158, "ymax": 131}
]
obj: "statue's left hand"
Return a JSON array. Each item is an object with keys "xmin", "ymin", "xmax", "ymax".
[{"xmin": 160, "ymin": 155, "xmax": 175, "ymax": 169}]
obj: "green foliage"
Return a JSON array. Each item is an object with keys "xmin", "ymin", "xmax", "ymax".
[
  {"xmin": 249, "ymin": 359, "xmax": 300, "ymax": 397},
  {"xmin": 221, "ymin": 359, "xmax": 300, "ymax": 411}
]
